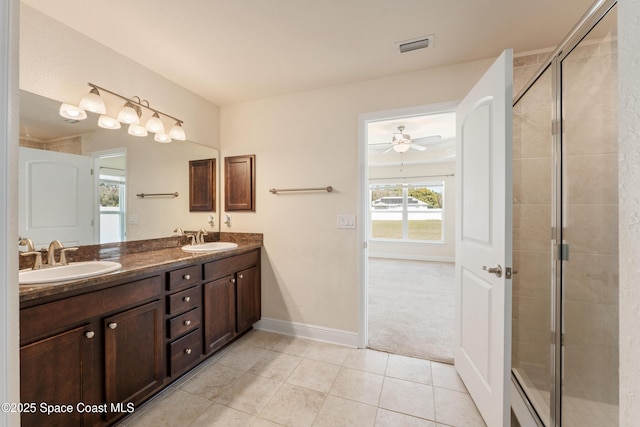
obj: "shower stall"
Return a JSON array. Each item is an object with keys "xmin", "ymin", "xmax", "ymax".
[{"xmin": 511, "ymin": 1, "xmax": 618, "ymax": 426}]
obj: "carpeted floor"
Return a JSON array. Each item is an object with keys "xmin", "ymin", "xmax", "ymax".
[{"xmin": 368, "ymin": 258, "xmax": 455, "ymax": 364}]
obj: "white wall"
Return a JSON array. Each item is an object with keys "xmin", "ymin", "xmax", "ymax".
[
  {"xmin": 220, "ymin": 59, "xmax": 493, "ymax": 333},
  {"xmin": 618, "ymin": 0, "xmax": 640, "ymax": 423},
  {"xmin": 19, "ymin": 4, "xmax": 221, "ymax": 150},
  {"xmin": 368, "ymin": 160, "xmax": 456, "ymax": 261}
]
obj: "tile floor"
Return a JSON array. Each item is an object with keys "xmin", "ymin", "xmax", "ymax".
[{"xmin": 117, "ymin": 330, "xmax": 486, "ymax": 427}]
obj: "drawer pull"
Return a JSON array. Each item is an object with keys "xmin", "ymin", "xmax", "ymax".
[
  {"xmin": 185, "ymin": 348, "xmax": 192, "ymax": 355},
  {"xmin": 183, "ymin": 296, "xmax": 191, "ymax": 302},
  {"xmin": 184, "ymin": 320, "xmax": 191, "ymax": 326},
  {"xmin": 85, "ymin": 331, "xmax": 95, "ymax": 339},
  {"xmin": 108, "ymin": 322, "xmax": 118, "ymax": 330},
  {"xmin": 183, "ymin": 274, "xmax": 191, "ymax": 280}
]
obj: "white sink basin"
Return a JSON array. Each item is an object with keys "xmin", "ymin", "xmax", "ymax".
[
  {"xmin": 181, "ymin": 242, "xmax": 239, "ymax": 253},
  {"xmin": 19, "ymin": 261, "xmax": 122, "ymax": 285}
]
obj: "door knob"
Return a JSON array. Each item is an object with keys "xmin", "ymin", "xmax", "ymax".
[{"xmin": 482, "ymin": 264, "xmax": 502, "ymax": 278}]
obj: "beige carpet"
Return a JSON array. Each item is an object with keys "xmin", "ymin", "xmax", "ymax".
[{"xmin": 368, "ymin": 258, "xmax": 455, "ymax": 364}]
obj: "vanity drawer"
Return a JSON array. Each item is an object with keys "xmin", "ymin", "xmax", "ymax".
[
  {"xmin": 167, "ymin": 286, "xmax": 200, "ymax": 315},
  {"xmin": 204, "ymin": 250, "xmax": 259, "ymax": 281},
  {"xmin": 168, "ymin": 307, "xmax": 201, "ymax": 339},
  {"xmin": 167, "ymin": 265, "xmax": 201, "ymax": 291},
  {"xmin": 169, "ymin": 329, "xmax": 202, "ymax": 377}
]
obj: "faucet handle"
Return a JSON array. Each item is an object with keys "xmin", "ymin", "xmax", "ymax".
[
  {"xmin": 20, "ymin": 251, "xmax": 43, "ymax": 270},
  {"xmin": 173, "ymin": 227, "xmax": 184, "ymax": 236},
  {"xmin": 59, "ymin": 247, "xmax": 79, "ymax": 265},
  {"xmin": 19, "ymin": 237, "xmax": 35, "ymax": 252}
]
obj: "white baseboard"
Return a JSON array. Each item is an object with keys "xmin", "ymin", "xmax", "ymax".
[
  {"xmin": 254, "ymin": 317, "xmax": 360, "ymax": 348},
  {"xmin": 369, "ymin": 253, "xmax": 454, "ymax": 263}
]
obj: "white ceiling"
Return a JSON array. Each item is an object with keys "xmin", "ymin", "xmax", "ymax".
[{"xmin": 22, "ymin": 0, "xmax": 595, "ymax": 106}]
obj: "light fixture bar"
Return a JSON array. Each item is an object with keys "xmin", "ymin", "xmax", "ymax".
[{"xmin": 88, "ymin": 83, "xmax": 184, "ymax": 125}]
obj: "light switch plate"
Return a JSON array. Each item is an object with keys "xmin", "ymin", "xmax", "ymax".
[{"xmin": 337, "ymin": 214, "xmax": 356, "ymax": 229}]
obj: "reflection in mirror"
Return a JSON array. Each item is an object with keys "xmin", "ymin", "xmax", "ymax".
[{"xmin": 19, "ymin": 90, "xmax": 219, "ymax": 247}]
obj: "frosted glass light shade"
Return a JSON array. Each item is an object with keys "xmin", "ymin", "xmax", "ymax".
[
  {"xmin": 145, "ymin": 112, "xmax": 165, "ymax": 133},
  {"xmin": 59, "ymin": 103, "xmax": 87, "ymax": 120},
  {"xmin": 98, "ymin": 115, "xmax": 121, "ymax": 130},
  {"xmin": 128, "ymin": 123, "xmax": 148, "ymax": 137},
  {"xmin": 154, "ymin": 133, "xmax": 171, "ymax": 143},
  {"xmin": 118, "ymin": 103, "xmax": 140, "ymax": 124},
  {"xmin": 79, "ymin": 88, "xmax": 106, "ymax": 114},
  {"xmin": 168, "ymin": 122, "xmax": 186, "ymax": 141},
  {"xmin": 393, "ymin": 143, "xmax": 411, "ymax": 153}
]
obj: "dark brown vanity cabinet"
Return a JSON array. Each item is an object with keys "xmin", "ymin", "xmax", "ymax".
[
  {"xmin": 224, "ymin": 155, "xmax": 256, "ymax": 211},
  {"xmin": 203, "ymin": 275, "xmax": 236, "ymax": 354},
  {"xmin": 20, "ymin": 276, "xmax": 163, "ymax": 427}
]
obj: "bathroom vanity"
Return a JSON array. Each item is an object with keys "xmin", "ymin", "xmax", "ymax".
[{"xmin": 18, "ymin": 237, "xmax": 261, "ymax": 427}]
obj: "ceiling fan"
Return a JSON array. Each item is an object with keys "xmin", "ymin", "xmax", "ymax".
[{"xmin": 372, "ymin": 125, "xmax": 442, "ymax": 153}]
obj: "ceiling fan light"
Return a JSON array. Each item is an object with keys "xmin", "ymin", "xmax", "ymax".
[
  {"xmin": 145, "ymin": 112, "xmax": 165, "ymax": 133},
  {"xmin": 169, "ymin": 122, "xmax": 186, "ymax": 140},
  {"xmin": 59, "ymin": 103, "xmax": 87, "ymax": 120},
  {"xmin": 118, "ymin": 102, "xmax": 140, "ymax": 124},
  {"xmin": 79, "ymin": 87, "xmax": 107, "ymax": 114},
  {"xmin": 128, "ymin": 123, "xmax": 148, "ymax": 137},
  {"xmin": 98, "ymin": 115, "xmax": 121, "ymax": 130},
  {"xmin": 154, "ymin": 133, "xmax": 172, "ymax": 143},
  {"xmin": 393, "ymin": 143, "xmax": 411, "ymax": 153}
]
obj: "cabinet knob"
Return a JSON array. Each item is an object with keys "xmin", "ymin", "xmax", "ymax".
[
  {"xmin": 185, "ymin": 348, "xmax": 192, "ymax": 355},
  {"xmin": 85, "ymin": 331, "xmax": 95, "ymax": 339},
  {"xmin": 108, "ymin": 322, "xmax": 118, "ymax": 330},
  {"xmin": 183, "ymin": 296, "xmax": 191, "ymax": 302},
  {"xmin": 231, "ymin": 278, "xmax": 236, "ymax": 284},
  {"xmin": 184, "ymin": 320, "xmax": 191, "ymax": 326},
  {"xmin": 239, "ymin": 274, "xmax": 244, "ymax": 279},
  {"xmin": 184, "ymin": 274, "xmax": 191, "ymax": 280}
]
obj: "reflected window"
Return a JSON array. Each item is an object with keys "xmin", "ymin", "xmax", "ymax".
[{"xmin": 98, "ymin": 153, "xmax": 126, "ymax": 243}]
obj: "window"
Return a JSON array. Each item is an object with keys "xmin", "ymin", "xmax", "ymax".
[{"xmin": 370, "ymin": 182, "xmax": 444, "ymax": 242}]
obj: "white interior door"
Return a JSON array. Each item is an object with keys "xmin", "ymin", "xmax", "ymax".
[
  {"xmin": 454, "ymin": 49, "xmax": 513, "ymax": 427},
  {"xmin": 19, "ymin": 147, "xmax": 94, "ymax": 248}
]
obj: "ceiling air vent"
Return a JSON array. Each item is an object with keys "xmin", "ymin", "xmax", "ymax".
[{"xmin": 398, "ymin": 35, "xmax": 434, "ymax": 53}]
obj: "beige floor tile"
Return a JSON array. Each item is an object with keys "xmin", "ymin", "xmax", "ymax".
[
  {"xmin": 125, "ymin": 388, "xmax": 212, "ymax": 426},
  {"xmin": 343, "ymin": 348, "xmax": 389, "ymax": 375},
  {"xmin": 386, "ymin": 354, "xmax": 432, "ymax": 385},
  {"xmin": 242, "ymin": 330, "xmax": 286, "ymax": 350},
  {"xmin": 216, "ymin": 344, "xmax": 268, "ymax": 371},
  {"xmin": 329, "ymin": 367, "xmax": 384, "ymax": 406},
  {"xmin": 313, "ymin": 395, "xmax": 377, "ymax": 427},
  {"xmin": 249, "ymin": 350, "xmax": 303, "ymax": 381},
  {"xmin": 379, "ymin": 377, "xmax": 435, "ymax": 421},
  {"xmin": 189, "ymin": 403, "xmax": 255, "ymax": 427},
  {"xmin": 287, "ymin": 359, "xmax": 341, "ymax": 393},
  {"xmin": 434, "ymin": 386, "xmax": 486, "ymax": 427},
  {"xmin": 258, "ymin": 383, "xmax": 326, "ymax": 427},
  {"xmin": 179, "ymin": 363, "xmax": 244, "ymax": 400},
  {"xmin": 304, "ymin": 340, "xmax": 351, "ymax": 365},
  {"xmin": 374, "ymin": 408, "xmax": 437, "ymax": 427},
  {"xmin": 271, "ymin": 335, "xmax": 314, "ymax": 357},
  {"xmin": 250, "ymin": 418, "xmax": 287, "ymax": 427},
  {"xmin": 431, "ymin": 361, "xmax": 467, "ymax": 392},
  {"xmin": 216, "ymin": 372, "xmax": 282, "ymax": 415}
]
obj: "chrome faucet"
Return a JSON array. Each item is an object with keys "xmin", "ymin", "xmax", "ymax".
[
  {"xmin": 196, "ymin": 228, "xmax": 208, "ymax": 244},
  {"xmin": 47, "ymin": 240, "xmax": 64, "ymax": 266}
]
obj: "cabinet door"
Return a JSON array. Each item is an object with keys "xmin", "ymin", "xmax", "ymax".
[
  {"xmin": 224, "ymin": 154, "xmax": 255, "ymax": 211},
  {"xmin": 104, "ymin": 300, "xmax": 163, "ymax": 414},
  {"xmin": 189, "ymin": 158, "xmax": 216, "ymax": 212},
  {"xmin": 237, "ymin": 266, "xmax": 261, "ymax": 333},
  {"xmin": 21, "ymin": 324, "xmax": 98, "ymax": 427},
  {"xmin": 203, "ymin": 275, "xmax": 236, "ymax": 353}
]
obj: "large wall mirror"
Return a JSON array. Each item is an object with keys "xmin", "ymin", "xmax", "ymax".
[{"xmin": 19, "ymin": 90, "xmax": 220, "ymax": 248}]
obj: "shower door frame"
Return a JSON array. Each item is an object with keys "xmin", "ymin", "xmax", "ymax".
[{"xmin": 511, "ymin": 0, "xmax": 618, "ymax": 426}]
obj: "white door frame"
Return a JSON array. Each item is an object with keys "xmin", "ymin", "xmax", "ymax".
[{"xmin": 357, "ymin": 101, "xmax": 458, "ymax": 348}]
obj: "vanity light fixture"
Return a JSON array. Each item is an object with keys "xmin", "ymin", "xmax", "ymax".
[{"xmin": 59, "ymin": 82, "xmax": 186, "ymax": 142}]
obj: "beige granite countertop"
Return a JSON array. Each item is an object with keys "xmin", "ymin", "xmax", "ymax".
[{"xmin": 19, "ymin": 240, "xmax": 262, "ymax": 305}]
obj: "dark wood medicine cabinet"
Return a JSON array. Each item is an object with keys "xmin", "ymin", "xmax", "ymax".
[
  {"xmin": 224, "ymin": 155, "xmax": 255, "ymax": 211},
  {"xmin": 189, "ymin": 158, "xmax": 216, "ymax": 212}
]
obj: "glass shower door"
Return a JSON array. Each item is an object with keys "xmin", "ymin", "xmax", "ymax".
[{"xmin": 560, "ymin": 5, "xmax": 618, "ymax": 426}]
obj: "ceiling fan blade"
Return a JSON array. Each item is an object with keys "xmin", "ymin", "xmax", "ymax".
[
  {"xmin": 382, "ymin": 146, "xmax": 395, "ymax": 154},
  {"xmin": 409, "ymin": 144, "xmax": 426, "ymax": 151},
  {"xmin": 412, "ymin": 135, "xmax": 442, "ymax": 144}
]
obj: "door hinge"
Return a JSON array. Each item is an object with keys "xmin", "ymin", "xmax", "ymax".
[
  {"xmin": 362, "ymin": 241, "xmax": 368, "ymax": 249},
  {"xmin": 559, "ymin": 243, "xmax": 569, "ymax": 261},
  {"xmin": 90, "ymin": 168, "xmax": 94, "ymax": 176}
]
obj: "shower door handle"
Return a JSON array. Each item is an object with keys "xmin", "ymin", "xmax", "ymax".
[{"xmin": 482, "ymin": 264, "xmax": 502, "ymax": 278}]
